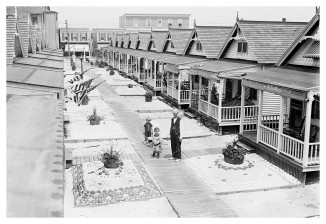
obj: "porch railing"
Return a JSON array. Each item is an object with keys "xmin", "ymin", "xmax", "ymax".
[
  {"xmin": 259, "ymin": 124, "xmax": 279, "ymax": 150},
  {"xmin": 280, "ymin": 133, "xmax": 304, "ymax": 162},
  {"xmin": 199, "ymin": 99, "xmax": 208, "ymax": 114},
  {"xmin": 198, "ymin": 100, "xmax": 219, "ymax": 120},
  {"xmin": 308, "ymin": 143, "xmax": 320, "ymax": 165},
  {"xmin": 243, "ymin": 106, "xmax": 259, "ymax": 131},
  {"xmin": 155, "ymin": 80, "xmax": 162, "ymax": 88},
  {"xmin": 180, "ymin": 90, "xmax": 190, "ymax": 102},
  {"xmin": 221, "ymin": 106, "xmax": 241, "ymax": 121},
  {"xmin": 167, "ymin": 86, "xmax": 178, "ymax": 100}
]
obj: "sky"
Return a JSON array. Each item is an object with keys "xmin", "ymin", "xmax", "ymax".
[{"xmin": 52, "ymin": 6, "xmax": 317, "ymax": 29}]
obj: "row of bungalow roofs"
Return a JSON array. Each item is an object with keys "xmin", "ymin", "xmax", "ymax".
[
  {"xmin": 6, "ymin": 6, "xmax": 65, "ymax": 218},
  {"xmin": 97, "ymin": 10, "xmax": 320, "ymax": 180}
]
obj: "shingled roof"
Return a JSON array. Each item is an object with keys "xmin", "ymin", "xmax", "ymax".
[
  {"xmin": 138, "ymin": 32, "xmax": 151, "ymax": 51},
  {"xmin": 122, "ymin": 33, "xmax": 130, "ymax": 48},
  {"xmin": 129, "ymin": 33, "xmax": 139, "ymax": 49},
  {"xmin": 169, "ymin": 28, "xmax": 193, "ymax": 55},
  {"xmin": 151, "ymin": 30, "xmax": 168, "ymax": 52},
  {"xmin": 184, "ymin": 26, "xmax": 233, "ymax": 58},
  {"xmin": 276, "ymin": 12, "xmax": 319, "ymax": 66},
  {"xmin": 218, "ymin": 20, "xmax": 307, "ymax": 64}
]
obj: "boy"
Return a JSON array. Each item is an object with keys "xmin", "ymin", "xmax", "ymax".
[
  {"xmin": 152, "ymin": 127, "xmax": 162, "ymax": 158},
  {"xmin": 143, "ymin": 117, "xmax": 153, "ymax": 144}
]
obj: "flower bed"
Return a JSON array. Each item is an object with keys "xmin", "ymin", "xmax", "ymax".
[{"xmin": 72, "ymin": 160, "xmax": 162, "ymax": 206}]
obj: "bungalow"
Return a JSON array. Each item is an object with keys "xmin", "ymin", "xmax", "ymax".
[
  {"xmin": 238, "ymin": 11, "xmax": 320, "ymax": 183},
  {"xmin": 189, "ymin": 18, "xmax": 307, "ymax": 133}
]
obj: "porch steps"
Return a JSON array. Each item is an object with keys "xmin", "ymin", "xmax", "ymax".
[
  {"xmin": 184, "ymin": 111, "xmax": 196, "ymax": 119},
  {"xmin": 236, "ymin": 141, "xmax": 256, "ymax": 153}
]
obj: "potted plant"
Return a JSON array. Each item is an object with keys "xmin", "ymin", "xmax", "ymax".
[
  {"xmin": 72, "ymin": 62, "xmax": 76, "ymax": 71},
  {"xmin": 100, "ymin": 141, "xmax": 124, "ymax": 169},
  {"xmin": 110, "ymin": 69, "xmax": 115, "ymax": 76},
  {"xmin": 145, "ymin": 91, "xmax": 153, "ymax": 102},
  {"xmin": 222, "ymin": 140, "xmax": 246, "ymax": 165},
  {"xmin": 128, "ymin": 83, "xmax": 133, "ymax": 88},
  {"xmin": 87, "ymin": 107, "xmax": 102, "ymax": 125}
]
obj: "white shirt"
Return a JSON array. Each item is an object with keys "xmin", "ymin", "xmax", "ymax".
[{"xmin": 173, "ymin": 116, "xmax": 183, "ymax": 139}]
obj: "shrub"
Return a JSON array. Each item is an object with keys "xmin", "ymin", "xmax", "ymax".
[
  {"xmin": 100, "ymin": 141, "xmax": 124, "ymax": 168},
  {"xmin": 87, "ymin": 107, "xmax": 104, "ymax": 125},
  {"xmin": 128, "ymin": 83, "xmax": 133, "ymax": 88},
  {"xmin": 222, "ymin": 140, "xmax": 246, "ymax": 160},
  {"xmin": 110, "ymin": 69, "xmax": 115, "ymax": 76}
]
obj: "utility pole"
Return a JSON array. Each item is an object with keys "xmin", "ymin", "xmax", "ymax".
[{"xmin": 65, "ymin": 20, "xmax": 71, "ymax": 59}]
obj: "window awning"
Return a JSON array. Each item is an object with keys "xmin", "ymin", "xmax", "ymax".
[{"xmin": 65, "ymin": 44, "xmax": 89, "ymax": 52}]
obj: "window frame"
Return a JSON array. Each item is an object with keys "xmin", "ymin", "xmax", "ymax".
[
  {"xmin": 157, "ymin": 19, "xmax": 163, "ymax": 27},
  {"xmin": 237, "ymin": 41, "xmax": 248, "ymax": 53},
  {"xmin": 178, "ymin": 19, "xmax": 183, "ymax": 27},
  {"xmin": 100, "ymin": 33, "xmax": 106, "ymax": 41},
  {"xmin": 133, "ymin": 18, "xmax": 138, "ymax": 27},
  {"xmin": 196, "ymin": 42, "xmax": 202, "ymax": 51},
  {"xmin": 146, "ymin": 19, "xmax": 151, "ymax": 27},
  {"xmin": 168, "ymin": 19, "xmax": 173, "ymax": 27}
]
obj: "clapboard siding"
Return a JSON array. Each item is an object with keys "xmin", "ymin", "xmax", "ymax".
[
  {"xmin": 7, "ymin": 15, "xmax": 17, "ymax": 65},
  {"xmin": 261, "ymin": 91, "xmax": 281, "ymax": 115},
  {"xmin": 188, "ymin": 40, "xmax": 207, "ymax": 56},
  {"xmin": 224, "ymin": 39, "xmax": 257, "ymax": 61}
]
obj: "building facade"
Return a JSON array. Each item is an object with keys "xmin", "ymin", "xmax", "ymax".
[
  {"xmin": 90, "ymin": 28, "xmax": 124, "ymax": 57},
  {"xmin": 119, "ymin": 13, "xmax": 191, "ymax": 31},
  {"xmin": 59, "ymin": 27, "xmax": 90, "ymax": 57}
]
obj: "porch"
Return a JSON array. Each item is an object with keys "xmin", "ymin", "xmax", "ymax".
[{"xmin": 239, "ymin": 67, "xmax": 320, "ymax": 181}]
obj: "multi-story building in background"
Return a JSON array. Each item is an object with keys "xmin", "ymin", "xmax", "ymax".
[
  {"xmin": 59, "ymin": 27, "xmax": 90, "ymax": 57},
  {"xmin": 90, "ymin": 28, "xmax": 124, "ymax": 57},
  {"xmin": 6, "ymin": 6, "xmax": 59, "ymax": 51},
  {"xmin": 119, "ymin": 13, "xmax": 191, "ymax": 31}
]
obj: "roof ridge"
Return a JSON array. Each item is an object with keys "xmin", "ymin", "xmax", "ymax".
[
  {"xmin": 238, "ymin": 20, "xmax": 308, "ymax": 25},
  {"xmin": 196, "ymin": 25, "xmax": 234, "ymax": 29}
]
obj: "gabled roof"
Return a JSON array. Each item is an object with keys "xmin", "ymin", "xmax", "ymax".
[
  {"xmin": 184, "ymin": 26, "xmax": 233, "ymax": 58},
  {"xmin": 218, "ymin": 20, "xmax": 307, "ymax": 64},
  {"xmin": 151, "ymin": 30, "xmax": 168, "ymax": 52},
  {"xmin": 138, "ymin": 32, "xmax": 151, "ymax": 51},
  {"xmin": 122, "ymin": 33, "xmax": 130, "ymax": 48},
  {"xmin": 129, "ymin": 33, "xmax": 139, "ymax": 49},
  {"xmin": 169, "ymin": 28, "xmax": 193, "ymax": 55},
  {"xmin": 276, "ymin": 13, "xmax": 320, "ymax": 66}
]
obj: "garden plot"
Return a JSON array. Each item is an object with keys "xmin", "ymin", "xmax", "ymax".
[
  {"xmin": 185, "ymin": 154, "xmax": 301, "ymax": 195},
  {"xmin": 65, "ymin": 120, "xmax": 127, "ymax": 143},
  {"xmin": 71, "ymin": 160, "xmax": 163, "ymax": 206},
  {"xmin": 115, "ymin": 86, "xmax": 146, "ymax": 96},
  {"xmin": 65, "ymin": 98, "xmax": 114, "ymax": 121},
  {"xmin": 150, "ymin": 116, "xmax": 215, "ymax": 139},
  {"xmin": 123, "ymin": 96, "xmax": 173, "ymax": 113},
  {"xmin": 65, "ymin": 140, "xmax": 137, "ymax": 157}
]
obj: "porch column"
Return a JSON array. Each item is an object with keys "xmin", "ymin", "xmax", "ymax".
[
  {"xmin": 218, "ymin": 79, "xmax": 224, "ymax": 123},
  {"xmin": 177, "ymin": 71, "xmax": 181, "ymax": 104},
  {"xmin": 154, "ymin": 60, "xmax": 157, "ymax": 88},
  {"xmin": 208, "ymin": 79, "xmax": 212, "ymax": 116},
  {"xmin": 257, "ymin": 90, "xmax": 264, "ymax": 143},
  {"xmin": 118, "ymin": 53, "xmax": 121, "ymax": 70},
  {"xmin": 126, "ymin": 54, "xmax": 128, "ymax": 73},
  {"xmin": 239, "ymin": 83, "xmax": 245, "ymax": 134},
  {"xmin": 172, "ymin": 72, "xmax": 175, "ymax": 98},
  {"xmin": 277, "ymin": 96, "xmax": 285, "ymax": 153},
  {"xmin": 198, "ymin": 76, "xmax": 202, "ymax": 111},
  {"xmin": 302, "ymin": 91, "xmax": 314, "ymax": 167},
  {"xmin": 189, "ymin": 75, "xmax": 193, "ymax": 108}
]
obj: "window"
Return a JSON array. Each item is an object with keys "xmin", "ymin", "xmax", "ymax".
[
  {"xmin": 178, "ymin": 19, "xmax": 183, "ymax": 27},
  {"xmin": 100, "ymin": 33, "xmax": 105, "ymax": 41},
  {"xmin": 31, "ymin": 16, "xmax": 38, "ymax": 25},
  {"xmin": 71, "ymin": 33, "xmax": 77, "ymax": 41},
  {"xmin": 196, "ymin": 42, "xmax": 202, "ymax": 51},
  {"xmin": 157, "ymin": 19, "xmax": 163, "ymax": 27},
  {"xmin": 62, "ymin": 33, "xmax": 68, "ymax": 41},
  {"xmin": 146, "ymin": 19, "xmax": 151, "ymax": 27},
  {"xmin": 170, "ymin": 42, "xmax": 174, "ymax": 49},
  {"xmin": 80, "ymin": 33, "xmax": 87, "ymax": 41},
  {"xmin": 237, "ymin": 41, "xmax": 248, "ymax": 53},
  {"xmin": 168, "ymin": 19, "xmax": 172, "ymax": 27},
  {"xmin": 133, "ymin": 18, "xmax": 138, "ymax": 27},
  {"xmin": 91, "ymin": 33, "xmax": 93, "ymax": 39}
]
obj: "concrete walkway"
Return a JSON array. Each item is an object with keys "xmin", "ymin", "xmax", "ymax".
[{"xmin": 92, "ymin": 71, "xmax": 238, "ymax": 217}]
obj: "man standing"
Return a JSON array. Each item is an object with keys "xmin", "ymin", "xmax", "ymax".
[{"xmin": 169, "ymin": 108, "xmax": 183, "ymax": 162}]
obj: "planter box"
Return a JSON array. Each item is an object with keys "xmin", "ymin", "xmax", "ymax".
[
  {"xmin": 103, "ymin": 161, "xmax": 120, "ymax": 169},
  {"xmin": 90, "ymin": 119, "xmax": 101, "ymax": 125},
  {"xmin": 224, "ymin": 156, "xmax": 244, "ymax": 165},
  {"xmin": 145, "ymin": 95, "xmax": 152, "ymax": 102}
]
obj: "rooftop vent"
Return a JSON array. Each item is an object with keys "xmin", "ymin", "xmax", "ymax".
[{"xmin": 282, "ymin": 18, "xmax": 286, "ymax": 22}]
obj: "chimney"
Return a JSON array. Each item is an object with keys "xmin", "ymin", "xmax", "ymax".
[{"xmin": 282, "ymin": 18, "xmax": 286, "ymax": 22}]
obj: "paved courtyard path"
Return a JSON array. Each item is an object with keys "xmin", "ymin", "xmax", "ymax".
[{"xmin": 92, "ymin": 71, "xmax": 238, "ymax": 218}]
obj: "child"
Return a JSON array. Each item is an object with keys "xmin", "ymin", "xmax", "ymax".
[
  {"xmin": 152, "ymin": 127, "xmax": 162, "ymax": 158},
  {"xmin": 143, "ymin": 117, "xmax": 153, "ymax": 144}
]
